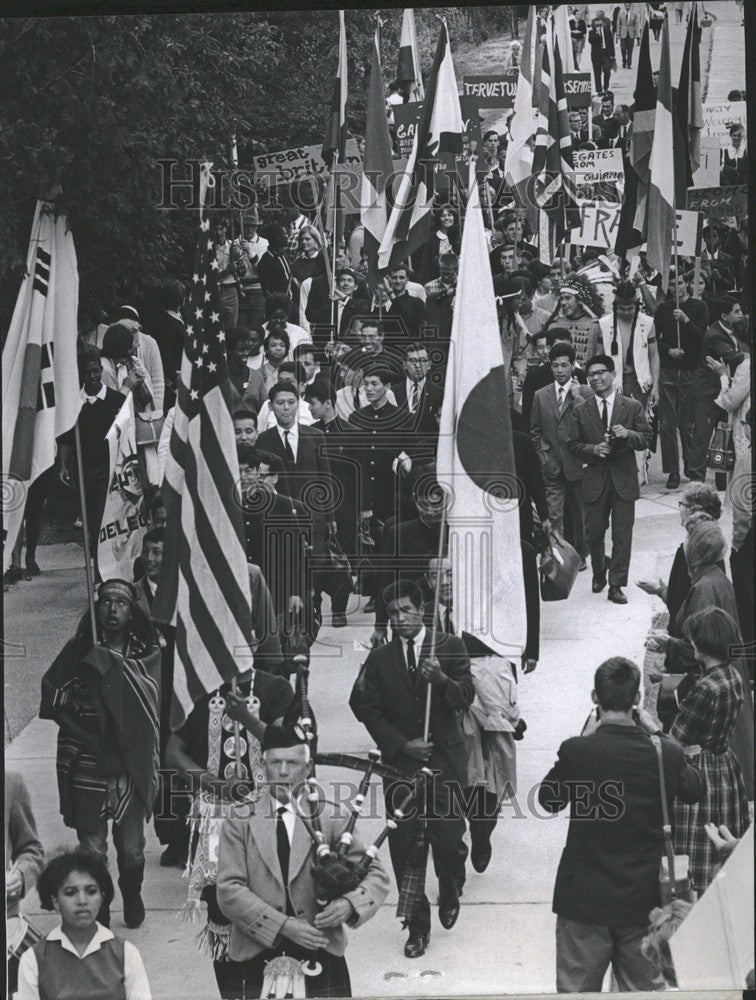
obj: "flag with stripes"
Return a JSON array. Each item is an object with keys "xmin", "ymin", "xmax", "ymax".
[
  {"xmin": 630, "ymin": 22, "xmax": 655, "ymax": 235},
  {"xmin": 322, "ymin": 10, "xmax": 348, "ymax": 166},
  {"xmin": 361, "ymin": 25, "xmax": 396, "ymax": 288},
  {"xmin": 677, "ymin": 2, "xmax": 703, "ymax": 187},
  {"xmin": 504, "ymin": 6, "xmax": 539, "ymax": 223},
  {"xmin": 552, "ymin": 3, "xmax": 576, "ymax": 73},
  {"xmin": 646, "ymin": 18, "xmax": 676, "ymax": 293},
  {"xmin": 395, "ymin": 8, "xmax": 424, "ymax": 101},
  {"xmin": 2, "ymin": 199, "xmax": 80, "ymax": 569},
  {"xmin": 378, "ymin": 21, "xmax": 463, "ymax": 271},
  {"xmin": 437, "ymin": 164, "xmax": 526, "ymax": 657},
  {"xmin": 152, "ymin": 165, "xmax": 254, "ymax": 729},
  {"xmin": 532, "ymin": 28, "xmax": 580, "ymax": 250}
]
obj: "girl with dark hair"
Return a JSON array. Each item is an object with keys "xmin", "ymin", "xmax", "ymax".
[
  {"xmin": 262, "ymin": 328, "xmax": 292, "ymax": 392},
  {"xmin": 16, "ymin": 848, "xmax": 151, "ymax": 1000},
  {"xmin": 420, "ymin": 206, "xmax": 461, "ymax": 283}
]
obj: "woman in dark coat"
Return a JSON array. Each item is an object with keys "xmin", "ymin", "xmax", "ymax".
[{"xmin": 420, "ymin": 206, "xmax": 461, "ymax": 283}]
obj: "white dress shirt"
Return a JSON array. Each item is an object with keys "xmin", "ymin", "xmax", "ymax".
[
  {"xmin": 81, "ymin": 383, "xmax": 107, "ymax": 405},
  {"xmin": 598, "ymin": 388, "xmax": 617, "ymax": 426},
  {"xmin": 277, "ymin": 421, "xmax": 299, "ymax": 461},
  {"xmin": 257, "ymin": 400, "xmax": 313, "ymax": 431},
  {"xmin": 400, "ymin": 626, "xmax": 426, "ymax": 675},
  {"xmin": 16, "ymin": 923, "xmax": 152, "ymax": 1000}
]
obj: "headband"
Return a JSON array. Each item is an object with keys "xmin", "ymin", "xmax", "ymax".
[{"xmin": 97, "ymin": 579, "xmax": 137, "ymax": 605}]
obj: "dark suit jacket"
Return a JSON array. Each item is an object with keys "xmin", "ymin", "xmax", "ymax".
[
  {"xmin": 256, "ymin": 424, "xmax": 335, "ymax": 525},
  {"xmin": 360, "ymin": 632, "xmax": 474, "ymax": 785},
  {"xmin": 62, "ymin": 386, "xmax": 124, "ymax": 476},
  {"xmin": 391, "ymin": 378, "xmax": 442, "ymax": 464},
  {"xmin": 513, "ymin": 430, "xmax": 551, "ymax": 543},
  {"xmin": 698, "ymin": 322, "xmax": 741, "ymax": 395},
  {"xmin": 531, "ymin": 382, "xmax": 594, "ymax": 482},
  {"xmin": 373, "ymin": 516, "xmax": 442, "ymax": 628},
  {"xmin": 588, "ymin": 19, "xmax": 615, "ymax": 57},
  {"xmin": 521, "ymin": 363, "xmax": 588, "ymax": 427},
  {"xmin": 257, "ymin": 251, "xmax": 292, "ymax": 298},
  {"xmin": 538, "ymin": 725, "xmax": 704, "ymax": 926},
  {"xmin": 422, "ymin": 290, "xmax": 454, "ymax": 351},
  {"xmin": 386, "ymin": 293, "xmax": 426, "ymax": 339},
  {"xmin": 243, "ymin": 489, "xmax": 308, "ymax": 613},
  {"xmin": 229, "ymin": 367, "xmax": 267, "ymax": 414},
  {"xmin": 566, "ymin": 393, "xmax": 651, "ymax": 503},
  {"xmin": 312, "ymin": 416, "xmax": 371, "ymax": 553}
]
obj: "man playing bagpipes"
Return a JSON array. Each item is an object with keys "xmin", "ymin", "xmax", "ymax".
[
  {"xmin": 356, "ymin": 579, "xmax": 475, "ymax": 959},
  {"xmin": 216, "ymin": 726, "xmax": 390, "ymax": 999}
]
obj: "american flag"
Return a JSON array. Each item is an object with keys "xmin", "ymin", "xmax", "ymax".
[
  {"xmin": 152, "ymin": 165, "xmax": 253, "ymax": 730},
  {"xmin": 532, "ymin": 27, "xmax": 580, "ymax": 252}
]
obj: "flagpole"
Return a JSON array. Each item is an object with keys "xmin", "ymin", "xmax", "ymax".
[
  {"xmin": 74, "ymin": 422, "xmax": 99, "ymax": 643},
  {"xmin": 330, "ymin": 152, "xmax": 340, "ymax": 342},
  {"xmin": 672, "ymin": 196, "xmax": 681, "ymax": 347},
  {"xmin": 425, "ymin": 499, "xmax": 448, "ymax": 741}
]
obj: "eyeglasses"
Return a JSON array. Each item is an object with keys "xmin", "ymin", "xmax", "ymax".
[{"xmin": 587, "ymin": 370, "xmax": 610, "ymax": 378}]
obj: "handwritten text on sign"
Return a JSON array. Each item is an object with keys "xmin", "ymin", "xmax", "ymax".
[
  {"xmin": 573, "ymin": 147, "xmax": 624, "ymax": 184},
  {"xmin": 253, "ymin": 139, "xmax": 361, "ymax": 187},
  {"xmin": 686, "ymin": 185, "xmax": 747, "ymax": 220},
  {"xmin": 701, "ymin": 101, "xmax": 746, "ymax": 139},
  {"xmin": 393, "ymin": 102, "xmax": 423, "ymax": 159},
  {"xmin": 462, "ymin": 74, "xmax": 518, "ymax": 108},
  {"xmin": 569, "ymin": 203, "xmax": 621, "ymax": 249}
]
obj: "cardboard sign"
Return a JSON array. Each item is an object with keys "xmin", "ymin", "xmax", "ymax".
[
  {"xmin": 701, "ymin": 101, "xmax": 746, "ymax": 139},
  {"xmin": 573, "ymin": 147, "xmax": 624, "ymax": 184},
  {"xmin": 563, "ymin": 72, "xmax": 593, "ymax": 109},
  {"xmin": 673, "ymin": 209, "xmax": 702, "ymax": 257},
  {"xmin": 253, "ymin": 139, "xmax": 361, "ymax": 189},
  {"xmin": 686, "ymin": 185, "xmax": 747, "ymax": 220},
  {"xmin": 462, "ymin": 73, "xmax": 518, "ymax": 108},
  {"xmin": 691, "ymin": 134, "xmax": 721, "ymax": 188},
  {"xmin": 569, "ymin": 203, "xmax": 621, "ymax": 249},
  {"xmin": 393, "ymin": 101, "xmax": 423, "ymax": 159}
]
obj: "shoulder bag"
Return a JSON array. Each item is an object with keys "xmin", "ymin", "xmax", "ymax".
[{"xmin": 650, "ymin": 735, "xmax": 695, "ymax": 904}]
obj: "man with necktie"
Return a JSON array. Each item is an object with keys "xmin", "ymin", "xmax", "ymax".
[
  {"xmin": 217, "ymin": 730, "xmax": 389, "ymax": 998},
  {"xmin": 358, "ymin": 580, "xmax": 474, "ymax": 959},
  {"xmin": 566, "ymin": 354, "xmax": 652, "ymax": 605},
  {"xmin": 588, "ymin": 10, "xmax": 616, "ymax": 94}
]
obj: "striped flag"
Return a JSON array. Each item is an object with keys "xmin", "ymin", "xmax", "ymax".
[
  {"xmin": 504, "ymin": 6, "xmax": 539, "ymax": 222},
  {"xmin": 532, "ymin": 27, "xmax": 580, "ymax": 250},
  {"xmin": 361, "ymin": 25, "xmax": 395, "ymax": 288},
  {"xmin": 396, "ymin": 8, "xmax": 424, "ymax": 101},
  {"xmin": 630, "ymin": 22, "xmax": 655, "ymax": 235},
  {"xmin": 152, "ymin": 165, "xmax": 254, "ymax": 729},
  {"xmin": 437, "ymin": 165, "xmax": 526, "ymax": 657},
  {"xmin": 322, "ymin": 10, "xmax": 348, "ymax": 166},
  {"xmin": 646, "ymin": 18, "xmax": 676, "ymax": 293},
  {"xmin": 553, "ymin": 3, "xmax": 576, "ymax": 72},
  {"xmin": 378, "ymin": 21, "xmax": 463, "ymax": 271},
  {"xmin": 2, "ymin": 199, "xmax": 80, "ymax": 569},
  {"xmin": 677, "ymin": 1, "xmax": 703, "ymax": 186}
]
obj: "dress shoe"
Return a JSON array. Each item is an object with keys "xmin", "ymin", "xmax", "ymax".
[
  {"xmin": 331, "ymin": 613, "xmax": 348, "ymax": 628},
  {"xmin": 592, "ymin": 571, "xmax": 607, "ymax": 593},
  {"xmin": 4, "ymin": 566, "xmax": 22, "ymax": 584},
  {"xmin": 25, "ymin": 560, "xmax": 41, "ymax": 576},
  {"xmin": 438, "ymin": 886, "xmax": 460, "ymax": 929},
  {"xmin": 666, "ymin": 473, "xmax": 680, "ymax": 490},
  {"xmin": 608, "ymin": 586, "xmax": 628, "ymax": 605},
  {"xmin": 470, "ymin": 839, "xmax": 492, "ymax": 873},
  {"xmin": 404, "ymin": 930, "xmax": 429, "ymax": 958}
]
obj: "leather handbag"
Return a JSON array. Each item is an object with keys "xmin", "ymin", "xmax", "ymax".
[
  {"xmin": 706, "ymin": 420, "xmax": 735, "ymax": 472},
  {"xmin": 135, "ymin": 414, "xmax": 166, "ymax": 447},
  {"xmin": 651, "ymin": 735, "xmax": 695, "ymax": 904},
  {"xmin": 539, "ymin": 531, "xmax": 581, "ymax": 601}
]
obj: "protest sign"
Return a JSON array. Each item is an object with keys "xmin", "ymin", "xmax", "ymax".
[
  {"xmin": 673, "ymin": 209, "xmax": 702, "ymax": 257},
  {"xmin": 462, "ymin": 74, "xmax": 518, "ymax": 108},
  {"xmin": 563, "ymin": 72, "xmax": 592, "ymax": 109},
  {"xmin": 686, "ymin": 185, "xmax": 747, "ymax": 220},
  {"xmin": 393, "ymin": 101, "xmax": 423, "ymax": 159},
  {"xmin": 573, "ymin": 147, "xmax": 624, "ymax": 184},
  {"xmin": 569, "ymin": 203, "xmax": 621, "ymax": 249},
  {"xmin": 702, "ymin": 101, "xmax": 746, "ymax": 139},
  {"xmin": 253, "ymin": 138, "xmax": 361, "ymax": 189},
  {"xmin": 691, "ymin": 134, "xmax": 721, "ymax": 188},
  {"xmin": 98, "ymin": 395, "xmax": 150, "ymax": 581}
]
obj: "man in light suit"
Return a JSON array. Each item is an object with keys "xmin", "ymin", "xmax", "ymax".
[
  {"xmin": 617, "ymin": 3, "xmax": 638, "ymax": 68},
  {"xmin": 531, "ymin": 342, "xmax": 593, "ymax": 563},
  {"xmin": 566, "ymin": 354, "xmax": 651, "ymax": 604},
  {"xmin": 217, "ymin": 733, "xmax": 389, "ymax": 998}
]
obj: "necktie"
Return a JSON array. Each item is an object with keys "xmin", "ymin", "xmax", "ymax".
[
  {"xmin": 406, "ymin": 637, "xmax": 417, "ymax": 679},
  {"xmin": 353, "ymin": 389, "xmax": 360, "ymax": 411},
  {"xmin": 601, "ymin": 399, "xmax": 609, "ymax": 431},
  {"xmin": 276, "ymin": 806, "xmax": 294, "ymax": 915},
  {"xmin": 410, "ymin": 382, "xmax": 420, "ymax": 412},
  {"xmin": 444, "ymin": 608, "xmax": 455, "ymax": 635},
  {"xmin": 557, "ymin": 387, "xmax": 566, "ymax": 414},
  {"xmin": 283, "ymin": 430, "xmax": 295, "ymax": 463}
]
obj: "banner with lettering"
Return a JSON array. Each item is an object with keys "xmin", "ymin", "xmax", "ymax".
[
  {"xmin": 563, "ymin": 72, "xmax": 593, "ymax": 109},
  {"xmin": 98, "ymin": 394, "xmax": 151, "ymax": 581}
]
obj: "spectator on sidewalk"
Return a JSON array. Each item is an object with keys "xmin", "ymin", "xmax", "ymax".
[{"xmin": 6, "ymin": 769, "xmax": 45, "ymax": 997}]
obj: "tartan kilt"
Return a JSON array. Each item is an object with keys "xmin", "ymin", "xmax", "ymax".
[{"xmin": 673, "ymin": 747, "xmax": 749, "ymax": 893}]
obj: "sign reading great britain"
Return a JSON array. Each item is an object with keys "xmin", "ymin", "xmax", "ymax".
[{"xmin": 253, "ymin": 139, "xmax": 361, "ymax": 188}]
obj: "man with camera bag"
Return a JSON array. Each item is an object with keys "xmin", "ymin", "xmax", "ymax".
[{"xmin": 538, "ymin": 657, "xmax": 704, "ymax": 993}]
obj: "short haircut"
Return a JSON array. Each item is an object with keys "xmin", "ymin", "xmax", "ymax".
[
  {"xmin": 237, "ymin": 444, "xmax": 260, "ymax": 468},
  {"xmin": 594, "ymin": 657, "xmax": 640, "ymax": 712},
  {"xmin": 389, "ymin": 262, "xmax": 409, "ymax": 275},
  {"xmin": 293, "ymin": 342, "xmax": 316, "ymax": 361},
  {"xmin": 438, "ymin": 252, "xmax": 458, "ymax": 268},
  {"xmin": 37, "ymin": 849, "xmax": 115, "ymax": 911},
  {"xmin": 257, "ymin": 449, "xmax": 283, "ymax": 474},
  {"xmin": 143, "ymin": 526, "xmax": 164, "ymax": 546},
  {"xmin": 360, "ymin": 317, "xmax": 382, "ymax": 334},
  {"xmin": 149, "ymin": 494, "xmax": 166, "ymax": 516},
  {"xmin": 264, "ymin": 328, "xmax": 291, "ymax": 355},
  {"xmin": 269, "ymin": 380, "xmax": 300, "ymax": 403},
  {"xmin": 78, "ymin": 347, "xmax": 101, "ymax": 368},
  {"xmin": 362, "ymin": 363, "xmax": 391, "ymax": 384},
  {"xmin": 278, "ymin": 361, "xmax": 307, "ymax": 383},
  {"xmin": 303, "ymin": 379, "xmax": 335, "ymax": 405},
  {"xmin": 545, "ymin": 327, "xmax": 573, "ymax": 346},
  {"xmin": 226, "ymin": 325, "xmax": 254, "ymax": 352},
  {"xmin": 549, "ymin": 342, "xmax": 576, "ymax": 364},
  {"xmin": 717, "ymin": 295, "xmax": 739, "ymax": 318},
  {"xmin": 404, "ymin": 341, "xmax": 429, "ymax": 358},
  {"xmin": 264, "ymin": 293, "xmax": 291, "ymax": 319},
  {"xmin": 382, "ymin": 579, "xmax": 424, "ymax": 611},
  {"xmin": 683, "ymin": 607, "xmax": 741, "ymax": 662},
  {"xmin": 532, "ymin": 330, "xmax": 549, "ymax": 344},
  {"xmin": 681, "ymin": 483, "xmax": 721, "ymax": 520},
  {"xmin": 163, "ymin": 278, "xmax": 186, "ymax": 311},
  {"xmin": 100, "ymin": 323, "xmax": 133, "ymax": 360},
  {"xmin": 233, "ymin": 408, "xmax": 258, "ymax": 426},
  {"xmin": 586, "ymin": 353, "xmax": 615, "ymax": 373},
  {"xmin": 483, "ymin": 129, "xmax": 499, "ymax": 142},
  {"xmin": 335, "ymin": 267, "xmax": 356, "ymax": 281}
]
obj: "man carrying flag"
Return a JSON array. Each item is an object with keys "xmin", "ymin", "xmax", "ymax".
[
  {"xmin": 3, "ymin": 197, "xmax": 80, "ymax": 578},
  {"xmin": 378, "ymin": 21, "xmax": 463, "ymax": 272},
  {"xmin": 361, "ymin": 23, "xmax": 395, "ymax": 289}
]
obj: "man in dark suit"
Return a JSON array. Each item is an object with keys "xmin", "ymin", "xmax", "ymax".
[
  {"xmin": 58, "ymin": 349, "xmax": 124, "ymax": 576},
  {"xmin": 386, "ymin": 263, "xmax": 426, "ymax": 339},
  {"xmin": 149, "ymin": 278, "xmax": 186, "ymax": 411},
  {"xmin": 588, "ymin": 10, "xmax": 615, "ymax": 93},
  {"xmin": 689, "ymin": 296, "xmax": 744, "ymax": 483},
  {"xmin": 423, "ymin": 253, "xmax": 457, "ymax": 371},
  {"xmin": 359, "ymin": 579, "xmax": 474, "ymax": 958},
  {"xmin": 538, "ymin": 656, "xmax": 704, "ymax": 993},
  {"xmin": 531, "ymin": 342, "xmax": 593, "ymax": 562},
  {"xmin": 257, "ymin": 225, "xmax": 293, "ymax": 300},
  {"xmin": 392, "ymin": 342, "xmax": 443, "ymax": 469},
  {"xmin": 567, "ymin": 354, "xmax": 651, "ymax": 604}
]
